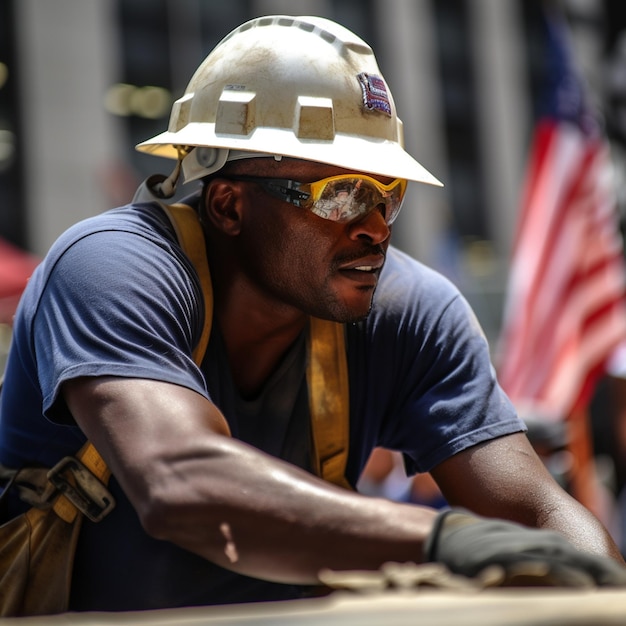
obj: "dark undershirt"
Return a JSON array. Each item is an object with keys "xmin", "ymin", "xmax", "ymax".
[{"xmin": 207, "ymin": 327, "xmax": 312, "ymax": 473}]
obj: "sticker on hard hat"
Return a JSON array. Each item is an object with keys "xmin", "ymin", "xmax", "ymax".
[{"xmin": 357, "ymin": 73, "xmax": 391, "ymax": 117}]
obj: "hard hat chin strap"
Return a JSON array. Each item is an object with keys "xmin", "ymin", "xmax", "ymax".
[
  {"xmin": 154, "ymin": 159, "xmax": 182, "ymax": 198},
  {"xmin": 153, "ymin": 146, "xmax": 190, "ymax": 198},
  {"xmin": 132, "ymin": 174, "xmax": 178, "ymax": 206},
  {"xmin": 134, "ymin": 147, "xmax": 189, "ymax": 202},
  {"xmin": 132, "ymin": 146, "xmax": 190, "ymax": 205}
]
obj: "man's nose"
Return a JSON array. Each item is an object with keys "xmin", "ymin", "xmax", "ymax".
[{"xmin": 346, "ymin": 205, "xmax": 391, "ymax": 243}]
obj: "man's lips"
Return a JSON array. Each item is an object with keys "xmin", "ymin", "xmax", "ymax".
[
  {"xmin": 337, "ymin": 255, "xmax": 385, "ymax": 285},
  {"xmin": 338, "ymin": 255, "xmax": 385, "ymax": 272}
]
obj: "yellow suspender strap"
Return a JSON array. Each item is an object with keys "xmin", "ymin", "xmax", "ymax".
[
  {"xmin": 162, "ymin": 204, "xmax": 213, "ymax": 366},
  {"xmin": 307, "ymin": 318, "xmax": 351, "ymax": 490},
  {"xmin": 164, "ymin": 204, "xmax": 351, "ymax": 489}
]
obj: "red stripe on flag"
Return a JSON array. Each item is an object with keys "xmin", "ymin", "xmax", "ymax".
[{"xmin": 497, "ymin": 118, "xmax": 626, "ymax": 421}]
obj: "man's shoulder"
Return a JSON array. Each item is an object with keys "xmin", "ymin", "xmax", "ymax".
[
  {"xmin": 25, "ymin": 200, "xmax": 198, "ymax": 308},
  {"xmin": 57, "ymin": 202, "xmax": 174, "ymax": 245}
]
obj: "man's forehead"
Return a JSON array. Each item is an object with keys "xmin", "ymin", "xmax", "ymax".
[{"xmin": 226, "ymin": 157, "xmax": 393, "ymax": 182}]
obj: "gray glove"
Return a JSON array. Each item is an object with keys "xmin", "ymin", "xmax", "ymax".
[{"xmin": 424, "ymin": 508, "xmax": 626, "ymax": 588}]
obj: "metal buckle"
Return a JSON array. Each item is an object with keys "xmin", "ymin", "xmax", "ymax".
[{"xmin": 47, "ymin": 456, "xmax": 115, "ymax": 522}]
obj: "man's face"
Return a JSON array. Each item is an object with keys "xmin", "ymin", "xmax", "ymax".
[{"xmin": 216, "ymin": 158, "xmax": 395, "ymax": 323}]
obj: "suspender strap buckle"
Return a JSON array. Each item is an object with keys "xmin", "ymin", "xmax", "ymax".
[{"xmin": 47, "ymin": 456, "xmax": 115, "ymax": 522}]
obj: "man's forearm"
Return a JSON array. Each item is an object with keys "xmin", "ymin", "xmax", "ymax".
[{"xmin": 133, "ymin": 435, "xmax": 439, "ymax": 583}]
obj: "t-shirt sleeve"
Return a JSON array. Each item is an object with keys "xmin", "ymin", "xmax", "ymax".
[
  {"xmin": 395, "ymin": 292, "xmax": 524, "ymax": 473},
  {"xmin": 33, "ymin": 227, "xmax": 208, "ymax": 422}
]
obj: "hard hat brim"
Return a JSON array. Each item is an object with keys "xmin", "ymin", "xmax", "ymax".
[{"xmin": 136, "ymin": 125, "xmax": 443, "ymax": 187}]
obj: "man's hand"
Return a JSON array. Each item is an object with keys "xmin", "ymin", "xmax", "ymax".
[{"xmin": 424, "ymin": 509, "xmax": 626, "ymax": 588}]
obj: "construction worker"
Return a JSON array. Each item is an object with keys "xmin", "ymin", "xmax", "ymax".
[{"xmin": 1, "ymin": 15, "xmax": 625, "ymax": 614}]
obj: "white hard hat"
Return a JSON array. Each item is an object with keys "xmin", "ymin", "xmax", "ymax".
[{"xmin": 136, "ymin": 15, "xmax": 442, "ymax": 187}]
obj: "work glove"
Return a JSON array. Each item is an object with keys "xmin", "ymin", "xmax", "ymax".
[{"xmin": 424, "ymin": 508, "xmax": 626, "ymax": 588}]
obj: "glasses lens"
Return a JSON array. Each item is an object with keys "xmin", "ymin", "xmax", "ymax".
[{"xmin": 306, "ymin": 176, "xmax": 405, "ymax": 224}]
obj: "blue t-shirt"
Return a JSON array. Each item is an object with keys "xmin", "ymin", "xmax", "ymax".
[{"xmin": 0, "ymin": 197, "xmax": 524, "ymax": 611}]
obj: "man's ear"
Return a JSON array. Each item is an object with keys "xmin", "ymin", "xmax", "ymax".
[{"xmin": 203, "ymin": 180, "xmax": 243, "ymax": 235}]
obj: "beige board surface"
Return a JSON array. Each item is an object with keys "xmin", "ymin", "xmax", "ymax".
[{"xmin": 5, "ymin": 588, "xmax": 626, "ymax": 626}]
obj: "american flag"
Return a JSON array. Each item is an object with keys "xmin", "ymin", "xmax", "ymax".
[{"xmin": 497, "ymin": 10, "xmax": 626, "ymax": 424}]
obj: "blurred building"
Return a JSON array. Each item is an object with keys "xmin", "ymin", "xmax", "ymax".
[{"xmin": 0, "ymin": 0, "xmax": 624, "ymax": 343}]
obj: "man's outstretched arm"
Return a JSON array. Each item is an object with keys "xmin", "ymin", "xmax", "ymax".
[{"xmin": 63, "ymin": 376, "xmax": 626, "ymax": 586}]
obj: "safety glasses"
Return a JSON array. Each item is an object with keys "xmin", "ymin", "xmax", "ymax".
[{"xmin": 225, "ymin": 174, "xmax": 408, "ymax": 225}]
